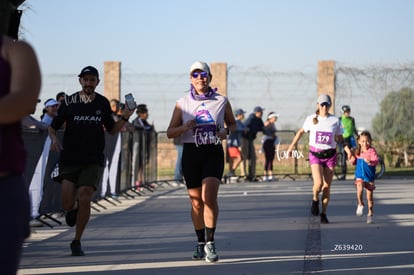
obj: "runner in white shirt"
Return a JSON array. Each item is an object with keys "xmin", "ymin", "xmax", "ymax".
[{"xmin": 287, "ymin": 94, "xmax": 352, "ymax": 224}]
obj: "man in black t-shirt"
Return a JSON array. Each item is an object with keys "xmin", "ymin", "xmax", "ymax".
[{"xmin": 49, "ymin": 66, "xmax": 135, "ymax": 256}]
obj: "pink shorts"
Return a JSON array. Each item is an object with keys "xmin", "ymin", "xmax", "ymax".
[
  {"xmin": 355, "ymin": 179, "xmax": 376, "ymax": 191},
  {"xmin": 308, "ymin": 151, "xmax": 337, "ymax": 169}
]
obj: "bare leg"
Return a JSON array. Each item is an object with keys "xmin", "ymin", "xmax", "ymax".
[
  {"xmin": 356, "ymin": 181, "xmax": 364, "ymax": 206},
  {"xmin": 310, "ymin": 164, "xmax": 324, "ymax": 201},
  {"xmin": 61, "ymin": 179, "xmax": 77, "ymax": 212},
  {"xmin": 187, "ymin": 187, "xmax": 205, "ymax": 230},
  {"xmin": 321, "ymin": 166, "xmax": 334, "ymax": 214},
  {"xmin": 366, "ymin": 188, "xmax": 374, "ymax": 216},
  {"xmin": 74, "ymin": 185, "xmax": 94, "ymax": 241},
  {"xmin": 202, "ymin": 177, "xmax": 220, "ymax": 228}
]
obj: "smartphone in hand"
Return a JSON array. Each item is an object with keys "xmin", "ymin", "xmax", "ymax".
[{"xmin": 125, "ymin": 93, "xmax": 137, "ymax": 110}]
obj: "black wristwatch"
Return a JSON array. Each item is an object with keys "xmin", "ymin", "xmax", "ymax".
[{"xmin": 121, "ymin": 116, "xmax": 129, "ymax": 122}]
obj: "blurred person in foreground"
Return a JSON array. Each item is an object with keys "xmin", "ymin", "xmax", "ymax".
[
  {"xmin": 0, "ymin": 0, "xmax": 42, "ymax": 272},
  {"xmin": 167, "ymin": 61, "xmax": 236, "ymax": 263},
  {"xmin": 48, "ymin": 66, "xmax": 134, "ymax": 256}
]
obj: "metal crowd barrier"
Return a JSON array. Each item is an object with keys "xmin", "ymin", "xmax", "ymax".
[{"xmin": 23, "ymin": 127, "xmax": 158, "ymax": 228}]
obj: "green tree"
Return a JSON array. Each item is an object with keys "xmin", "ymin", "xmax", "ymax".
[{"xmin": 372, "ymin": 87, "xmax": 414, "ymax": 166}]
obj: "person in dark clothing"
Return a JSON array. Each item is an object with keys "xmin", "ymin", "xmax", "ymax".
[
  {"xmin": 0, "ymin": 1, "xmax": 42, "ymax": 272},
  {"xmin": 262, "ymin": 112, "xmax": 279, "ymax": 181},
  {"xmin": 241, "ymin": 106, "xmax": 265, "ymax": 181},
  {"xmin": 48, "ymin": 66, "xmax": 134, "ymax": 256},
  {"xmin": 132, "ymin": 104, "xmax": 154, "ymax": 187}
]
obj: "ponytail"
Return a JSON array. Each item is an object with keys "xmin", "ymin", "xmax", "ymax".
[{"xmin": 312, "ymin": 109, "xmax": 319, "ymax": 124}]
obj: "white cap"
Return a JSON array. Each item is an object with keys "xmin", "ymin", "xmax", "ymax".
[
  {"xmin": 317, "ymin": 94, "xmax": 332, "ymax": 106},
  {"xmin": 190, "ymin": 61, "xmax": 210, "ymax": 74},
  {"xmin": 268, "ymin": 113, "xmax": 279, "ymax": 119},
  {"xmin": 44, "ymin": 99, "xmax": 59, "ymax": 107}
]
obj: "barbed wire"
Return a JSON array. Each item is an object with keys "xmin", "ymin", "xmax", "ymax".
[{"xmin": 37, "ymin": 63, "xmax": 414, "ymax": 132}]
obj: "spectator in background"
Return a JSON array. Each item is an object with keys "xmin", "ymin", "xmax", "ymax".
[
  {"xmin": 242, "ymin": 106, "xmax": 264, "ymax": 182},
  {"xmin": 22, "ymin": 99, "xmax": 49, "ymax": 130},
  {"xmin": 173, "ymin": 136, "xmax": 184, "ymax": 184},
  {"xmin": 56, "ymin": 91, "xmax": 66, "ymax": 107},
  {"xmin": 227, "ymin": 108, "xmax": 247, "ymax": 178},
  {"xmin": 111, "ymin": 99, "xmax": 134, "ymax": 131},
  {"xmin": 110, "ymin": 99, "xmax": 122, "ymax": 121},
  {"xmin": 132, "ymin": 104, "xmax": 154, "ymax": 187},
  {"xmin": 29, "ymin": 98, "xmax": 60, "ymax": 228},
  {"xmin": 0, "ymin": 12, "xmax": 42, "ymax": 273},
  {"xmin": 338, "ymin": 105, "xmax": 358, "ymax": 179},
  {"xmin": 262, "ymin": 112, "xmax": 279, "ymax": 181},
  {"xmin": 40, "ymin": 98, "xmax": 59, "ymax": 124}
]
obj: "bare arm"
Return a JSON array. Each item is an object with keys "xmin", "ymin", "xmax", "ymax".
[
  {"xmin": 287, "ymin": 128, "xmax": 305, "ymax": 152},
  {"xmin": 166, "ymin": 103, "xmax": 195, "ymax": 139},
  {"xmin": 224, "ymin": 101, "xmax": 237, "ymax": 132},
  {"xmin": 0, "ymin": 38, "xmax": 41, "ymax": 123},
  {"xmin": 216, "ymin": 100, "xmax": 237, "ymax": 140},
  {"xmin": 107, "ymin": 106, "xmax": 135, "ymax": 135},
  {"xmin": 336, "ymin": 134, "xmax": 353, "ymax": 160},
  {"xmin": 48, "ymin": 126, "xmax": 63, "ymax": 152}
]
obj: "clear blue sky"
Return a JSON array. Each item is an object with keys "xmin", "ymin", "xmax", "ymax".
[{"xmin": 22, "ymin": 0, "xmax": 414, "ymax": 75}]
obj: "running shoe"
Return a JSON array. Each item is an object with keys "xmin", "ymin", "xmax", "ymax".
[
  {"xmin": 320, "ymin": 213, "xmax": 329, "ymax": 224},
  {"xmin": 192, "ymin": 242, "xmax": 205, "ymax": 260},
  {"xmin": 367, "ymin": 215, "xmax": 374, "ymax": 224},
  {"xmin": 356, "ymin": 205, "xmax": 364, "ymax": 217},
  {"xmin": 65, "ymin": 208, "xmax": 78, "ymax": 227},
  {"xmin": 204, "ymin": 241, "xmax": 219, "ymax": 262},
  {"xmin": 311, "ymin": 200, "xmax": 320, "ymax": 216},
  {"xmin": 70, "ymin": 240, "xmax": 85, "ymax": 256}
]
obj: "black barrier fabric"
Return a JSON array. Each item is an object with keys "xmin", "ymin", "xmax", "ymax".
[{"xmin": 23, "ymin": 128, "xmax": 157, "ymax": 217}]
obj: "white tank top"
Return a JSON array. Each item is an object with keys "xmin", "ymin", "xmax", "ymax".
[{"xmin": 178, "ymin": 92, "xmax": 227, "ymax": 145}]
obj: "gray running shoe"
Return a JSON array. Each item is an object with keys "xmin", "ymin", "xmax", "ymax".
[
  {"xmin": 192, "ymin": 242, "xmax": 205, "ymax": 260},
  {"xmin": 204, "ymin": 241, "xmax": 219, "ymax": 262}
]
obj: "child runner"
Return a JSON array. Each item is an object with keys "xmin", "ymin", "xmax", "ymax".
[{"xmin": 351, "ymin": 130, "xmax": 379, "ymax": 224}]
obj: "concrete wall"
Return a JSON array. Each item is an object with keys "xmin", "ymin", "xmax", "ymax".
[
  {"xmin": 317, "ymin": 60, "xmax": 336, "ymax": 114},
  {"xmin": 104, "ymin": 61, "xmax": 121, "ymax": 101}
]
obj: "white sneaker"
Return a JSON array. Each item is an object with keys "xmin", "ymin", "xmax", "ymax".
[
  {"xmin": 367, "ymin": 215, "xmax": 374, "ymax": 224},
  {"xmin": 356, "ymin": 205, "xmax": 364, "ymax": 217},
  {"xmin": 204, "ymin": 241, "xmax": 219, "ymax": 262}
]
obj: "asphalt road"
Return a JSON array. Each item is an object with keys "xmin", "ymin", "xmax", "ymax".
[{"xmin": 19, "ymin": 177, "xmax": 414, "ymax": 275}]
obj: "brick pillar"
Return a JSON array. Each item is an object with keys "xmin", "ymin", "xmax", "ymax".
[
  {"xmin": 210, "ymin": 63, "xmax": 227, "ymax": 96},
  {"xmin": 317, "ymin": 61, "xmax": 336, "ymax": 114},
  {"xmin": 104, "ymin": 61, "xmax": 121, "ymax": 101}
]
